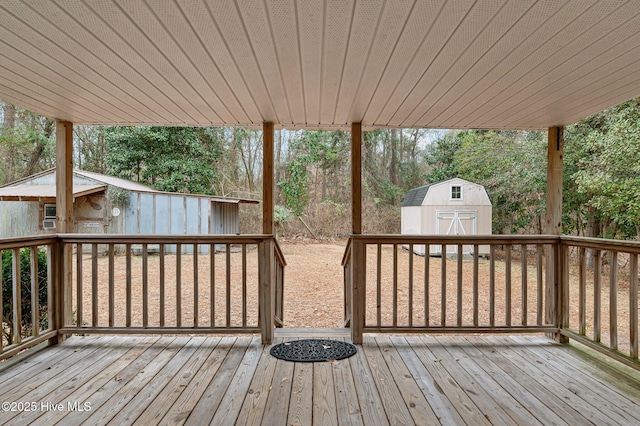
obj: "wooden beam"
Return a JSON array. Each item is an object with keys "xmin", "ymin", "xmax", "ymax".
[
  {"xmin": 351, "ymin": 123, "xmax": 362, "ymax": 234},
  {"xmin": 545, "ymin": 126, "xmax": 566, "ymax": 343},
  {"xmin": 56, "ymin": 121, "xmax": 73, "ymax": 340},
  {"xmin": 262, "ymin": 122, "xmax": 274, "ymax": 235}
]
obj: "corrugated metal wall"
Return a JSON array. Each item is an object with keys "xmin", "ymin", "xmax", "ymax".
[{"xmin": 124, "ymin": 192, "xmax": 239, "ymax": 254}]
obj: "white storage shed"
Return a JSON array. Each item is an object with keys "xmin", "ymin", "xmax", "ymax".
[{"xmin": 401, "ymin": 178, "xmax": 492, "ymax": 256}]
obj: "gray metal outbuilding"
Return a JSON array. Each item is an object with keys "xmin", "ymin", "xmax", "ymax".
[{"xmin": 0, "ymin": 169, "xmax": 257, "ymax": 253}]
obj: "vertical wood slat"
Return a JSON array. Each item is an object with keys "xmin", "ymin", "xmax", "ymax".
[
  {"xmin": 408, "ymin": 244, "xmax": 413, "ymax": 327},
  {"xmin": 108, "ymin": 244, "xmax": 114, "ymax": 328},
  {"xmin": 521, "ymin": 244, "xmax": 527, "ymax": 326},
  {"xmin": 159, "ymin": 244, "xmax": 165, "ymax": 328},
  {"xmin": 561, "ymin": 244, "xmax": 570, "ymax": 334},
  {"xmin": 424, "ymin": 247, "xmax": 430, "ymax": 327},
  {"xmin": 350, "ymin": 239, "xmax": 366, "ymax": 345},
  {"xmin": 30, "ymin": 247, "xmax": 39, "ymax": 337},
  {"xmin": 610, "ymin": 251, "xmax": 618, "ymax": 351},
  {"xmin": 226, "ymin": 243, "xmax": 231, "ymax": 327},
  {"xmin": 457, "ymin": 244, "xmax": 463, "ymax": 327},
  {"xmin": 193, "ymin": 245, "xmax": 199, "ymax": 328},
  {"xmin": 505, "ymin": 245, "xmax": 512, "ymax": 326},
  {"xmin": 393, "ymin": 244, "xmax": 398, "ymax": 327},
  {"xmin": 76, "ymin": 243, "xmax": 82, "ymax": 329},
  {"xmin": 126, "ymin": 244, "xmax": 132, "ymax": 327},
  {"xmin": 0, "ymin": 250, "xmax": 3, "ymax": 351},
  {"xmin": 46, "ymin": 246, "xmax": 53, "ymax": 334},
  {"xmin": 176, "ymin": 244, "xmax": 182, "ymax": 328},
  {"xmin": 143, "ymin": 244, "xmax": 149, "ymax": 328},
  {"xmin": 490, "ymin": 245, "xmax": 495, "ymax": 327},
  {"xmin": 92, "ymin": 244, "xmax": 98, "ymax": 327},
  {"xmin": 594, "ymin": 250, "xmax": 602, "ymax": 342},
  {"xmin": 441, "ymin": 244, "xmax": 446, "ymax": 327},
  {"xmin": 376, "ymin": 243, "xmax": 382, "ymax": 327},
  {"xmin": 579, "ymin": 247, "xmax": 586, "ymax": 335},
  {"xmin": 242, "ymin": 244, "xmax": 247, "ymax": 328},
  {"xmin": 473, "ymin": 245, "xmax": 479, "ymax": 327},
  {"xmin": 12, "ymin": 249, "xmax": 21, "ymax": 344},
  {"xmin": 210, "ymin": 243, "xmax": 215, "ymax": 327},
  {"xmin": 630, "ymin": 254, "xmax": 638, "ymax": 360},
  {"xmin": 536, "ymin": 245, "xmax": 543, "ymax": 325}
]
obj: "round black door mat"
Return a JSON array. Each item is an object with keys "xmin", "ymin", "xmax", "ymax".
[{"xmin": 270, "ymin": 339, "xmax": 357, "ymax": 362}]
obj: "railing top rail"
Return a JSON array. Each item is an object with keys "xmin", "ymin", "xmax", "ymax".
[
  {"xmin": 57, "ymin": 233, "xmax": 274, "ymax": 244},
  {"xmin": 0, "ymin": 234, "xmax": 58, "ymax": 250},
  {"xmin": 273, "ymin": 238, "xmax": 287, "ymax": 266},
  {"xmin": 561, "ymin": 235, "xmax": 640, "ymax": 253},
  {"xmin": 341, "ymin": 237, "xmax": 352, "ymax": 267},
  {"xmin": 349, "ymin": 234, "xmax": 560, "ymax": 245}
]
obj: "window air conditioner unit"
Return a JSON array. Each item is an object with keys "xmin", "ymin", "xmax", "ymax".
[{"xmin": 43, "ymin": 219, "xmax": 56, "ymax": 230}]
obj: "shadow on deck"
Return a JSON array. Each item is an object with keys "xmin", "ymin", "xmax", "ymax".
[{"xmin": 1, "ymin": 331, "xmax": 639, "ymax": 425}]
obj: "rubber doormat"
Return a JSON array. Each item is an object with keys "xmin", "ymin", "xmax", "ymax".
[{"xmin": 269, "ymin": 339, "xmax": 357, "ymax": 362}]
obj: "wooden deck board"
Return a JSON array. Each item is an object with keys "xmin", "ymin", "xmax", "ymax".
[{"xmin": 0, "ymin": 333, "xmax": 639, "ymax": 426}]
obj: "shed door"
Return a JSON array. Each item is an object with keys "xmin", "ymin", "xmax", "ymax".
[{"xmin": 435, "ymin": 210, "xmax": 477, "ymax": 255}]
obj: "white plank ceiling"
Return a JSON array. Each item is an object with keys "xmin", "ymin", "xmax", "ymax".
[{"xmin": 1, "ymin": 0, "xmax": 639, "ymax": 130}]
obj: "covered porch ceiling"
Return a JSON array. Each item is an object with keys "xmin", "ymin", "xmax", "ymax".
[{"xmin": 1, "ymin": 0, "xmax": 640, "ymax": 131}]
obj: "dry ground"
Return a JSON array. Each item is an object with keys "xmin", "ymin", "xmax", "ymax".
[{"xmin": 72, "ymin": 240, "xmax": 637, "ymax": 356}]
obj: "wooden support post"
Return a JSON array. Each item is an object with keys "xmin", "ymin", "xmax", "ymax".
[
  {"xmin": 263, "ymin": 122, "xmax": 274, "ymax": 235},
  {"xmin": 56, "ymin": 121, "xmax": 73, "ymax": 343},
  {"xmin": 545, "ymin": 126, "xmax": 567, "ymax": 342},
  {"xmin": 258, "ymin": 239, "xmax": 275, "ymax": 344},
  {"xmin": 351, "ymin": 122, "xmax": 362, "ymax": 235},
  {"xmin": 351, "ymin": 123, "xmax": 364, "ymax": 344}
]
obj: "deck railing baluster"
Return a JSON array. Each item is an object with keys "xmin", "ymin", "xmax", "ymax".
[
  {"xmin": 92, "ymin": 243, "xmax": 98, "ymax": 327},
  {"xmin": 76, "ymin": 243, "xmax": 82, "ymax": 329}
]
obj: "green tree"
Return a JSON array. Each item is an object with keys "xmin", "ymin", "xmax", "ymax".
[{"xmin": 104, "ymin": 126, "xmax": 223, "ymax": 194}]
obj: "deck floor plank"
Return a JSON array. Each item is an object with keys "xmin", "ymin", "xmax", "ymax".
[
  {"xmin": 489, "ymin": 335, "xmax": 627, "ymax": 425},
  {"xmin": 405, "ymin": 335, "xmax": 492, "ymax": 425},
  {"xmin": 374, "ymin": 336, "xmax": 440, "ymax": 424},
  {"xmin": 80, "ymin": 336, "xmax": 190, "ymax": 426},
  {"xmin": 210, "ymin": 337, "xmax": 263, "ymax": 425},
  {"xmin": 109, "ymin": 337, "xmax": 207, "ymax": 425},
  {"xmin": 159, "ymin": 337, "xmax": 236, "ymax": 426},
  {"xmin": 332, "ymin": 338, "xmax": 364, "ymax": 426},
  {"xmin": 133, "ymin": 337, "xmax": 219, "ymax": 425},
  {"xmin": 0, "ymin": 333, "xmax": 639, "ymax": 426},
  {"xmin": 348, "ymin": 336, "xmax": 388, "ymax": 425},
  {"xmin": 507, "ymin": 335, "xmax": 640, "ymax": 425},
  {"xmin": 287, "ymin": 360, "xmax": 313, "ymax": 426},
  {"xmin": 424, "ymin": 335, "xmax": 518, "ymax": 425},
  {"xmin": 361, "ymin": 335, "xmax": 414, "ymax": 425},
  {"xmin": 183, "ymin": 336, "xmax": 252, "ymax": 426},
  {"xmin": 464, "ymin": 338, "xmax": 587, "ymax": 425},
  {"xmin": 390, "ymin": 336, "xmax": 465, "ymax": 425},
  {"xmin": 435, "ymin": 336, "xmax": 544, "ymax": 426},
  {"xmin": 313, "ymin": 360, "xmax": 338, "ymax": 426},
  {"xmin": 235, "ymin": 343, "xmax": 279, "ymax": 425},
  {"xmin": 7, "ymin": 337, "xmax": 147, "ymax": 425}
]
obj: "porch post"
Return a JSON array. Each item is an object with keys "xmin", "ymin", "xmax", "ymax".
[
  {"xmin": 55, "ymin": 121, "xmax": 73, "ymax": 341},
  {"xmin": 260, "ymin": 122, "xmax": 275, "ymax": 344},
  {"xmin": 263, "ymin": 122, "xmax": 274, "ymax": 235},
  {"xmin": 351, "ymin": 122, "xmax": 364, "ymax": 344},
  {"xmin": 545, "ymin": 126, "xmax": 567, "ymax": 342}
]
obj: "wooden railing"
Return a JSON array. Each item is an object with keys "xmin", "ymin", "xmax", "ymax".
[
  {"xmin": 0, "ymin": 235, "xmax": 59, "ymax": 361},
  {"xmin": 343, "ymin": 234, "xmax": 640, "ymax": 370},
  {"xmin": 55, "ymin": 235, "xmax": 284, "ymax": 343},
  {"xmin": 559, "ymin": 236, "xmax": 639, "ymax": 369}
]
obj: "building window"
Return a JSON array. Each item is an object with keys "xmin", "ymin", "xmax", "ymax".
[
  {"xmin": 44, "ymin": 204, "xmax": 57, "ymax": 219},
  {"xmin": 451, "ymin": 185, "xmax": 462, "ymax": 200}
]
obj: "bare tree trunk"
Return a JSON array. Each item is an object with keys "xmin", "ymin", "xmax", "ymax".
[{"xmin": 585, "ymin": 205, "xmax": 601, "ymax": 269}]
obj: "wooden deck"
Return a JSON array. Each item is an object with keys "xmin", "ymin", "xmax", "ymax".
[{"xmin": 1, "ymin": 331, "xmax": 639, "ymax": 425}]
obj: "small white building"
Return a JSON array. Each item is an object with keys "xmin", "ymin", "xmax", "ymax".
[{"xmin": 401, "ymin": 178, "xmax": 492, "ymax": 256}]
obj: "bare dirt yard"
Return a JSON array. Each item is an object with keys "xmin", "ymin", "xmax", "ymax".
[{"xmin": 73, "ymin": 240, "xmax": 636, "ymax": 356}]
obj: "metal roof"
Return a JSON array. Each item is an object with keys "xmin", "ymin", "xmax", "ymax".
[
  {"xmin": 1, "ymin": 1, "xmax": 639, "ymax": 130},
  {"xmin": 0, "ymin": 184, "xmax": 106, "ymax": 202}
]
